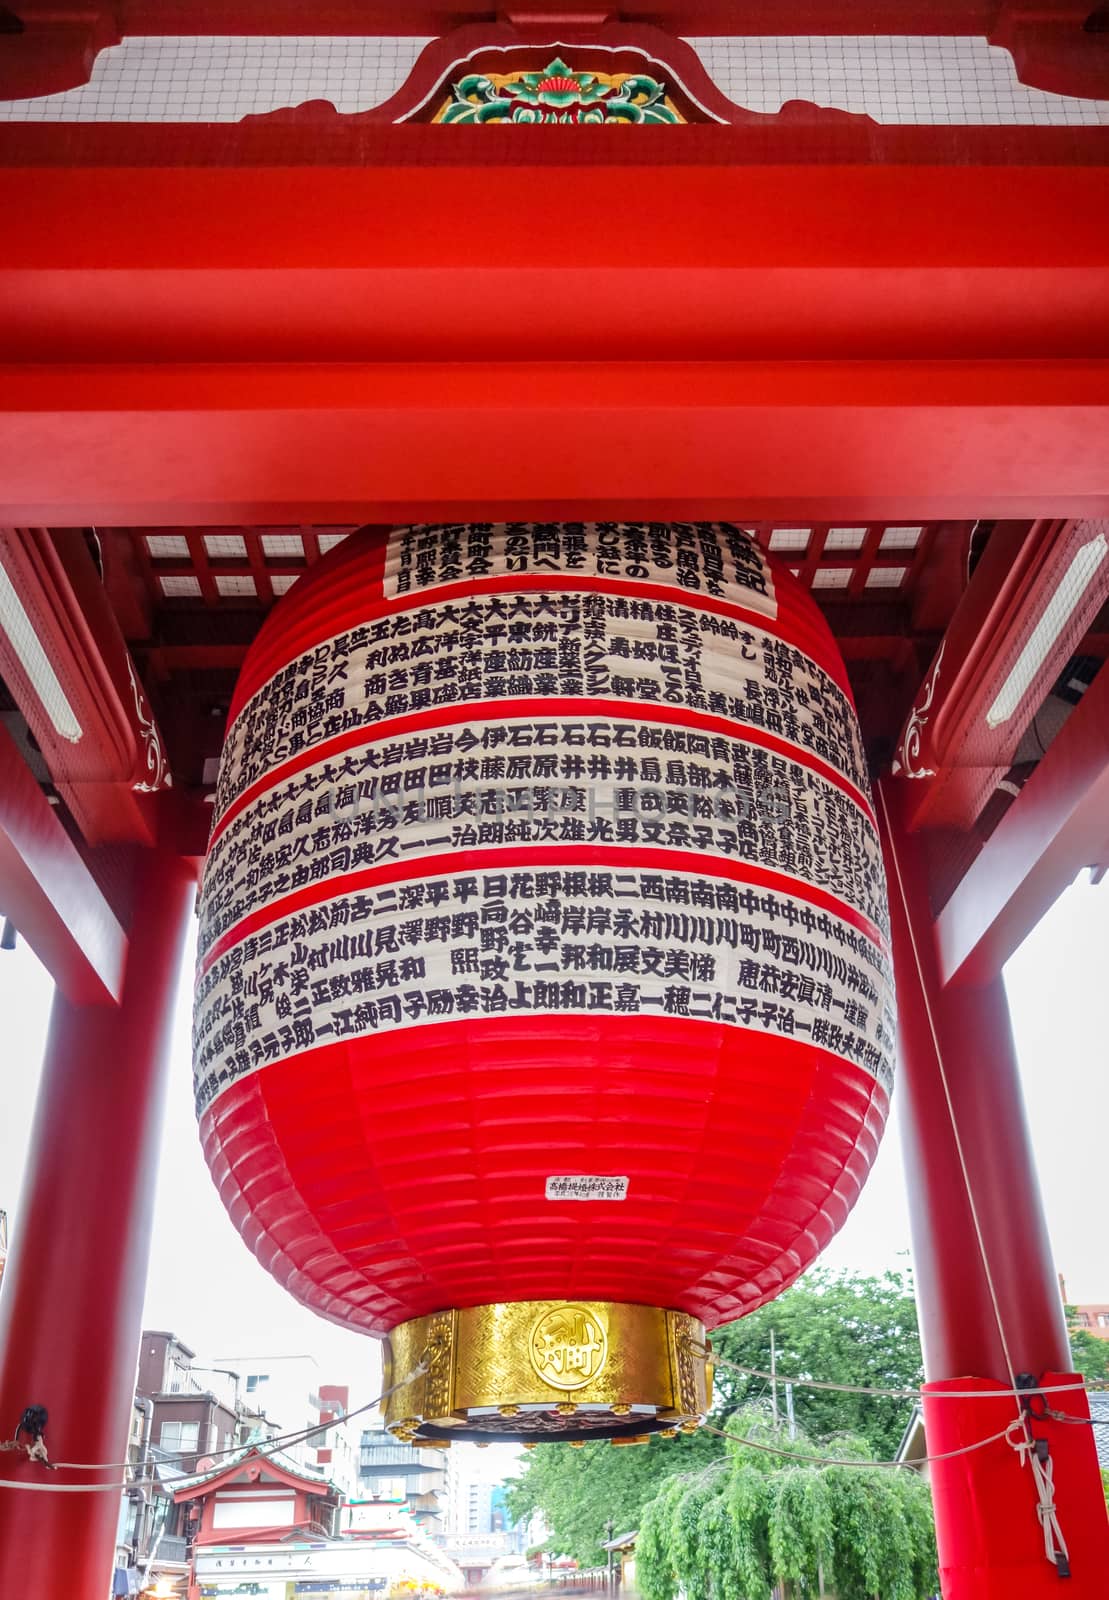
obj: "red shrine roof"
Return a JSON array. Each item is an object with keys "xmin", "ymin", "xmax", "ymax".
[{"xmin": 170, "ymin": 1439, "xmax": 339, "ymax": 1501}]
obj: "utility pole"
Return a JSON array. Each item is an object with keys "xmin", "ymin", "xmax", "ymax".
[{"xmin": 769, "ymin": 1330, "xmax": 779, "ymax": 1428}]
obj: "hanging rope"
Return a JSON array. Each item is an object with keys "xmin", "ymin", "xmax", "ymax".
[
  {"xmin": 697, "ymin": 1347, "xmax": 1095, "ymax": 1402},
  {"xmin": 0, "ymin": 1364, "xmax": 426, "ymax": 1488},
  {"xmin": 1009, "ymin": 1428, "xmax": 1071, "ymax": 1578},
  {"xmin": 703, "ymin": 1418, "xmax": 1026, "ymax": 1470}
]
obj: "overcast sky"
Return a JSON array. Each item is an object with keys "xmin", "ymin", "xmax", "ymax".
[{"xmin": 1, "ymin": 873, "xmax": 1106, "ymax": 1417}]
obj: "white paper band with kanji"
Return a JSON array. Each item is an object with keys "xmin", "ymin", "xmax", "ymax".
[
  {"xmin": 215, "ymin": 587, "xmax": 867, "ymax": 822},
  {"xmin": 382, "ymin": 521, "xmax": 778, "ymax": 617},
  {"xmin": 200, "ymin": 713, "xmax": 886, "ymax": 965},
  {"xmin": 193, "ymin": 865, "xmax": 896, "ymax": 1114}
]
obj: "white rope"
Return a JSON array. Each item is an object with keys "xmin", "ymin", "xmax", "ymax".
[
  {"xmin": 0, "ymin": 1366, "xmax": 426, "ymax": 1488},
  {"xmin": 0, "ymin": 1478, "xmax": 130, "ymax": 1495},
  {"xmin": 701, "ymin": 1350, "xmax": 1093, "ymax": 1403},
  {"xmin": 1010, "ymin": 1431, "xmax": 1071, "ymax": 1574},
  {"xmin": 703, "ymin": 1419, "xmax": 1023, "ymax": 1470}
]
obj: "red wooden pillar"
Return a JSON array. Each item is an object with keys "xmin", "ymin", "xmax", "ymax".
[
  {"xmin": 0, "ymin": 848, "xmax": 194, "ymax": 1600},
  {"xmin": 877, "ymin": 780, "xmax": 1109, "ymax": 1598}
]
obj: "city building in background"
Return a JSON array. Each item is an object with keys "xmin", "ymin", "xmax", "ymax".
[
  {"xmin": 197, "ymin": 1494, "xmax": 465, "ymax": 1600},
  {"xmin": 111, "ymin": 1331, "xmax": 362, "ymax": 1597},
  {"xmin": 436, "ymin": 1447, "xmax": 527, "ymax": 1584},
  {"xmin": 358, "ymin": 1428, "xmax": 446, "ymax": 1533},
  {"xmin": 1070, "ymin": 1306, "xmax": 1109, "ymax": 1341},
  {"xmin": 171, "ymin": 1437, "xmax": 342, "ymax": 1545},
  {"xmin": 137, "ymin": 1331, "xmax": 241, "ymax": 1468}
]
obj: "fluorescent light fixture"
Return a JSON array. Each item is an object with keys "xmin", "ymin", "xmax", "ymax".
[
  {"xmin": 825, "ymin": 527, "xmax": 867, "ymax": 551},
  {"xmin": 986, "ymin": 532, "xmax": 1108, "ymax": 730},
  {"xmin": 0, "ymin": 561, "xmax": 83, "ymax": 743},
  {"xmin": 812, "ymin": 567, "xmax": 851, "ymax": 589},
  {"xmin": 318, "ymin": 533, "xmax": 349, "ymax": 554}
]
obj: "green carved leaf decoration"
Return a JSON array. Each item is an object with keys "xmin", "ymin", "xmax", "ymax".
[{"xmin": 439, "ymin": 57, "xmax": 682, "ymax": 125}]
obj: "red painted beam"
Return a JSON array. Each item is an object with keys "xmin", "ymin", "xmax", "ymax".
[
  {"xmin": 13, "ymin": 1, "xmax": 1096, "ymax": 40},
  {"xmin": 3, "ymin": 156, "xmax": 1109, "ymax": 365},
  {"xmin": 0, "ymin": 721, "xmax": 126, "ymax": 1004},
  {"xmin": 2, "ymin": 360, "xmax": 1109, "ymax": 526},
  {"xmin": 0, "ymin": 2, "xmax": 1017, "ymax": 40},
  {"xmin": 935, "ymin": 655, "xmax": 1109, "ymax": 984}
]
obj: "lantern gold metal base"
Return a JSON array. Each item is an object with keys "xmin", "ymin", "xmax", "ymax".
[{"xmin": 382, "ymin": 1300, "xmax": 710, "ymax": 1444}]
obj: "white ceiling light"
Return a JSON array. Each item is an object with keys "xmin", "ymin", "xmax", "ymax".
[
  {"xmin": 986, "ymin": 532, "xmax": 1108, "ymax": 730},
  {"xmin": 0, "ymin": 561, "xmax": 83, "ymax": 743}
]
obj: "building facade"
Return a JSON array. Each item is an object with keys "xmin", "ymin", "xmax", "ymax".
[
  {"xmin": 1071, "ymin": 1306, "xmax": 1109, "ymax": 1341},
  {"xmin": 358, "ymin": 1429, "xmax": 446, "ymax": 1534},
  {"xmin": 109, "ymin": 1332, "xmax": 358, "ymax": 1596}
]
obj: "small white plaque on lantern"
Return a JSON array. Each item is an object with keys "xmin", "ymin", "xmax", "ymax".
[{"xmin": 546, "ymin": 1176, "xmax": 629, "ymax": 1201}]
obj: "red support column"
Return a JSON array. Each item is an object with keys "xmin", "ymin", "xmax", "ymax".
[
  {"xmin": 877, "ymin": 780, "xmax": 1109, "ymax": 1599},
  {"xmin": 0, "ymin": 848, "xmax": 194, "ymax": 1600}
]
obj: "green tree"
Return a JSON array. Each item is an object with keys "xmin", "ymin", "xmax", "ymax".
[
  {"xmin": 710, "ymin": 1267, "xmax": 923, "ymax": 1459},
  {"xmin": 1063, "ymin": 1307, "xmax": 1109, "ymax": 1384},
  {"xmin": 636, "ymin": 1411, "xmax": 938, "ymax": 1600},
  {"xmin": 504, "ymin": 1429, "xmax": 723, "ymax": 1566}
]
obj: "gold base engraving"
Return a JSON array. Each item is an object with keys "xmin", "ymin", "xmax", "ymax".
[{"xmin": 382, "ymin": 1300, "xmax": 710, "ymax": 1444}]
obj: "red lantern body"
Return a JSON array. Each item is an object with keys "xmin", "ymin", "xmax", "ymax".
[{"xmin": 194, "ymin": 523, "xmax": 892, "ymax": 1433}]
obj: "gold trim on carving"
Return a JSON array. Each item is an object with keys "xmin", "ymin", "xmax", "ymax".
[{"xmin": 382, "ymin": 1300, "xmax": 709, "ymax": 1442}]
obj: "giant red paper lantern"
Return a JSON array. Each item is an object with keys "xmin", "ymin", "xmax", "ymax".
[{"xmin": 194, "ymin": 523, "xmax": 894, "ymax": 1442}]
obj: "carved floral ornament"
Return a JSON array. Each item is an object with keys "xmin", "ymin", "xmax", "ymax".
[
  {"xmin": 892, "ymin": 642, "xmax": 946, "ymax": 780},
  {"xmin": 126, "ymin": 655, "xmax": 172, "ymax": 793},
  {"xmin": 435, "ymin": 57, "xmax": 685, "ymax": 124}
]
